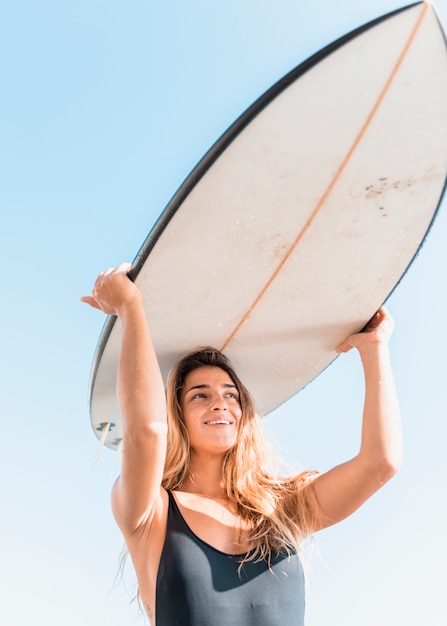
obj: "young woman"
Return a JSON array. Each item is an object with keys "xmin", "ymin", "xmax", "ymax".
[{"xmin": 82, "ymin": 262, "xmax": 402, "ymax": 626}]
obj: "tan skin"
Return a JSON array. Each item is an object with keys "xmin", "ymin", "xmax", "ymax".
[{"xmin": 82, "ymin": 263, "xmax": 402, "ymax": 624}]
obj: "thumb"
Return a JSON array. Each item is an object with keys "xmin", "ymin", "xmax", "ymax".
[
  {"xmin": 335, "ymin": 338, "xmax": 353, "ymax": 354},
  {"xmin": 80, "ymin": 296, "xmax": 102, "ymax": 311}
]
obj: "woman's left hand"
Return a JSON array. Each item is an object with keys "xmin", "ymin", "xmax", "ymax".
[{"xmin": 335, "ymin": 306, "xmax": 394, "ymax": 354}]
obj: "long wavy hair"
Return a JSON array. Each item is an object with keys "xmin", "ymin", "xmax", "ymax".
[{"xmin": 162, "ymin": 347, "xmax": 319, "ymax": 563}]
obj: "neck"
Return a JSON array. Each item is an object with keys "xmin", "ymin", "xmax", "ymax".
[{"xmin": 183, "ymin": 452, "xmax": 228, "ymax": 499}]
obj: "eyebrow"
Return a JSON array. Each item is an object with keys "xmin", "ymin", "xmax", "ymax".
[{"xmin": 184, "ymin": 383, "xmax": 238, "ymax": 394}]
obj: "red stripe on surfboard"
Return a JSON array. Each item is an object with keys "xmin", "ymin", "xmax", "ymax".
[{"xmin": 220, "ymin": 2, "xmax": 429, "ymax": 353}]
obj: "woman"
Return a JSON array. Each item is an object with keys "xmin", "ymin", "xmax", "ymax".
[{"xmin": 82, "ymin": 262, "xmax": 402, "ymax": 626}]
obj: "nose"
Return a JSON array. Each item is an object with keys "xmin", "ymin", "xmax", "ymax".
[{"xmin": 212, "ymin": 396, "xmax": 227, "ymax": 411}]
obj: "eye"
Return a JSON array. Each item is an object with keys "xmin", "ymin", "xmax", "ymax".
[
  {"xmin": 226, "ymin": 392, "xmax": 239, "ymax": 400},
  {"xmin": 191, "ymin": 392, "xmax": 207, "ymax": 400}
]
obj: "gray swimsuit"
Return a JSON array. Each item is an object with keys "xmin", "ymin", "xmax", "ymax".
[{"xmin": 155, "ymin": 490, "xmax": 305, "ymax": 625}]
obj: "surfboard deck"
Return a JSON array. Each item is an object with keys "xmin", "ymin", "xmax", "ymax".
[{"xmin": 89, "ymin": 2, "xmax": 447, "ymax": 450}]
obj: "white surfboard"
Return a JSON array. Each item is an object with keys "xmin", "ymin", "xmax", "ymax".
[{"xmin": 89, "ymin": 2, "xmax": 447, "ymax": 450}]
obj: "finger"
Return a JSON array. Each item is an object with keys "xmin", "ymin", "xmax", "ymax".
[
  {"xmin": 363, "ymin": 312, "xmax": 381, "ymax": 332},
  {"xmin": 115, "ymin": 261, "xmax": 132, "ymax": 273},
  {"xmin": 94, "ymin": 267, "xmax": 117, "ymax": 290},
  {"xmin": 80, "ymin": 296, "xmax": 103, "ymax": 311},
  {"xmin": 367, "ymin": 306, "xmax": 394, "ymax": 333},
  {"xmin": 102, "ymin": 267, "xmax": 115, "ymax": 278},
  {"xmin": 362, "ymin": 306, "xmax": 388, "ymax": 332},
  {"xmin": 95, "ymin": 263, "xmax": 131, "ymax": 285},
  {"xmin": 93, "ymin": 270, "xmax": 109, "ymax": 289},
  {"xmin": 335, "ymin": 339, "xmax": 353, "ymax": 354}
]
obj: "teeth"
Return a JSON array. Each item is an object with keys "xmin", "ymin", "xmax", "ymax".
[{"xmin": 206, "ymin": 420, "xmax": 231, "ymax": 425}]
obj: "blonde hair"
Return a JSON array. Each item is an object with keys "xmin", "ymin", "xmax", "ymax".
[{"xmin": 162, "ymin": 347, "xmax": 319, "ymax": 563}]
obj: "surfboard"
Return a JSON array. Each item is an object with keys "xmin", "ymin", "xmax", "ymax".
[{"xmin": 88, "ymin": 2, "xmax": 447, "ymax": 451}]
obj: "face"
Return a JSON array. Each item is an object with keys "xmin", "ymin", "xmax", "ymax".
[{"xmin": 180, "ymin": 366, "xmax": 242, "ymax": 456}]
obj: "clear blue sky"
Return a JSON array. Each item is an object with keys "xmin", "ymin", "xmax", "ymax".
[{"xmin": 1, "ymin": 1, "xmax": 446, "ymax": 625}]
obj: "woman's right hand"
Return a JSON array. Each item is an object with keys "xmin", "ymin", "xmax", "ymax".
[{"xmin": 81, "ymin": 262, "xmax": 141, "ymax": 316}]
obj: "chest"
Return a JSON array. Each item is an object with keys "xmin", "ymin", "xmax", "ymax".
[
  {"xmin": 173, "ymin": 492, "xmax": 251, "ymax": 554},
  {"xmin": 156, "ymin": 498, "xmax": 306, "ymax": 626}
]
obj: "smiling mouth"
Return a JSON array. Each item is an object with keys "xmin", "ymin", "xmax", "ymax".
[{"xmin": 204, "ymin": 419, "xmax": 233, "ymax": 425}]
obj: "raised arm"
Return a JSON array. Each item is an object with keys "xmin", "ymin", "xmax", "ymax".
[
  {"xmin": 82, "ymin": 263, "xmax": 167, "ymax": 534},
  {"xmin": 307, "ymin": 306, "xmax": 403, "ymax": 532}
]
